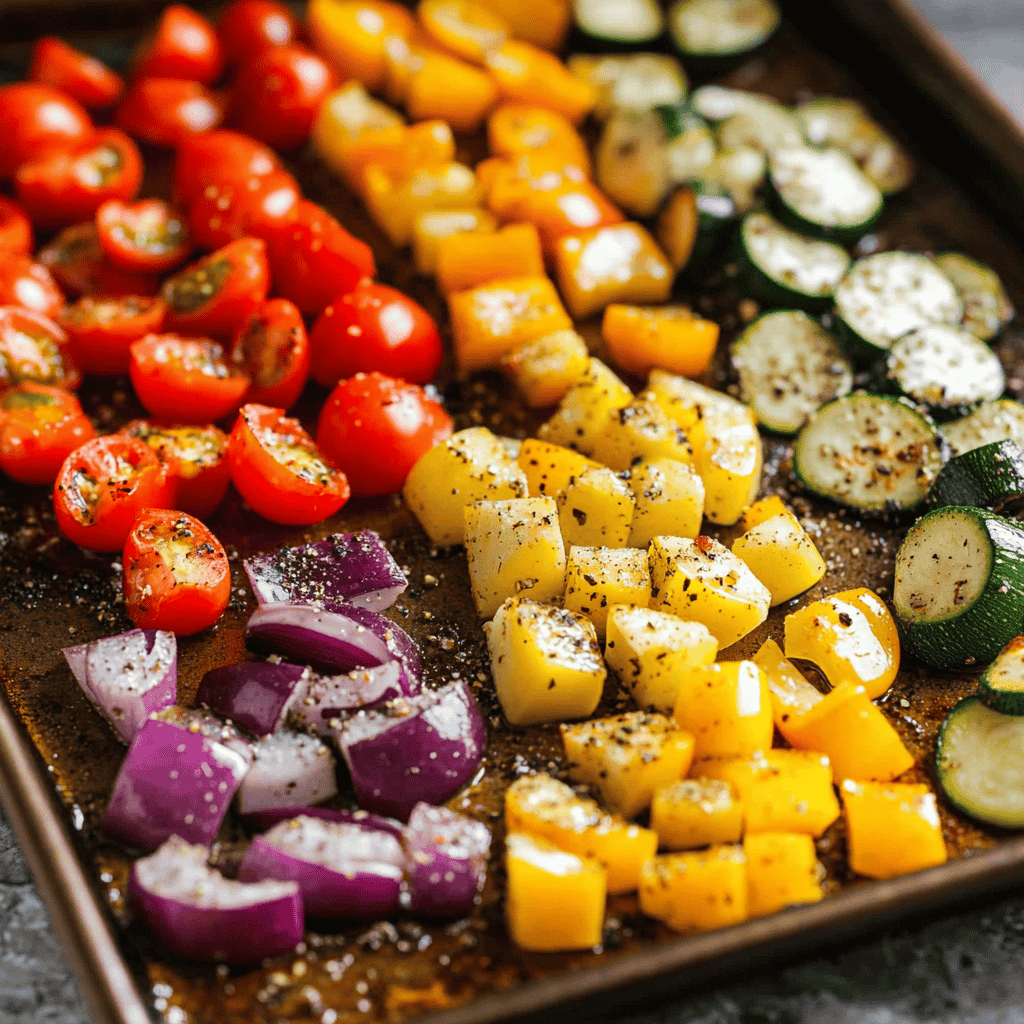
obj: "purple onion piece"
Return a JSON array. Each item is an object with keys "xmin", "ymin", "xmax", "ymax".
[
  {"xmin": 244, "ymin": 530, "xmax": 407, "ymax": 613},
  {"xmin": 130, "ymin": 836, "xmax": 302, "ymax": 964},
  {"xmin": 102, "ymin": 719, "xmax": 248, "ymax": 851},
  {"xmin": 289, "ymin": 661, "xmax": 416, "ymax": 735},
  {"xmin": 335, "ymin": 680, "xmax": 486, "ymax": 822},
  {"xmin": 245, "ymin": 805, "xmax": 405, "ymax": 841},
  {"xmin": 197, "ymin": 661, "xmax": 310, "ymax": 737},
  {"xmin": 238, "ymin": 815, "xmax": 405, "ymax": 919},
  {"xmin": 154, "ymin": 706, "xmax": 255, "ymax": 766},
  {"xmin": 341, "ymin": 605, "xmax": 422, "ymax": 679},
  {"xmin": 236, "ymin": 730, "xmax": 339, "ymax": 815},
  {"xmin": 405, "ymin": 803, "xmax": 490, "ymax": 918}
]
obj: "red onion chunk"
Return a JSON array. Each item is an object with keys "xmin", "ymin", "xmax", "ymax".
[
  {"xmin": 335, "ymin": 681, "xmax": 486, "ymax": 822},
  {"xmin": 130, "ymin": 836, "xmax": 302, "ymax": 964},
  {"xmin": 236, "ymin": 730, "xmax": 339, "ymax": 815},
  {"xmin": 343, "ymin": 604, "xmax": 422, "ymax": 678},
  {"xmin": 238, "ymin": 815, "xmax": 405, "ymax": 919},
  {"xmin": 102, "ymin": 719, "xmax": 248, "ymax": 851},
  {"xmin": 245, "ymin": 806, "xmax": 404, "ymax": 840},
  {"xmin": 245, "ymin": 531, "xmax": 407, "ymax": 613},
  {"xmin": 154, "ymin": 705, "xmax": 255, "ymax": 766},
  {"xmin": 197, "ymin": 661, "xmax": 310, "ymax": 737},
  {"xmin": 290, "ymin": 661, "xmax": 414, "ymax": 735}
]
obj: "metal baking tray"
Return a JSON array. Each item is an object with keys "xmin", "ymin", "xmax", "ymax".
[{"xmin": 4, "ymin": 1, "xmax": 1024, "ymax": 1022}]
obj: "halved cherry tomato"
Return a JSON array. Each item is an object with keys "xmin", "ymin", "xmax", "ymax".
[
  {"xmin": 186, "ymin": 168, "xmax": 299, "ymax": 251},
  {"xmin": 121, "ymin": 420, "xmax": 230, "ymax": 519},
  {"xmin": 116, "ymin": 78, "xmax": 225, "ymax": 148},
  {"xmin": 132, "ymin": 5, "xmax": 224, "ymax": 85},
  {"xmin": 0, "ymin": 307, "xmax": 79, "ymax": 391},
  {"xmin": 161, "ymin": 238, "xmax": 270, "ymax": 340},
  {"xmin": 96, "ymin": 199, "xmax": 191, "ymax": 274},
  {"xmin": 53, "ymin": 434, "xmax": 170, "ymax": 551},
  {"xmin": 0, "ymin": 384, "xmax": 94, "ymax": 485},
  {"xmin": 228, "ymin": 402, "xmax": 349, "ymax": 525},
  {"xmin": 264, "ymin": 200, "xmax": 375, "ymax": 317},
  {"xmin": 310, "ymin": 279, "xmax": 442, "ymax": 387},
  {"xmin": 38, "ymin": 223, "xmax": 160, "ymax": 298},
  {"xmin": 316, "ymin": 371, "xmax": 452, "ymax": 496},
  {"xmin": 231, "ymin": 299, "xmax": 309, "ymax": 409},
  {"xmin": 0, "ymin": 197, "xmax": 33, "ymax": 255},
  {"xmin": 58, "ymin": 295, "xmax": 166, "ymax": 376},
  {"xmin": 0, "ymin": 255, "xmax": 64, "ymax": 318},
  {"xmin": 171, "ymin": 129, "xmax": 279, "ymax": 209},
  {"xmin": 130, "ymin": 334, "xmax": 250, "ymax": 423},
  {"xmin": 218, "ymin": 0, "xmax": 301, "ymax": 65},
  {"xmin": 29, "ymin": 37, "xmax": 124, "ymax": 109},
  {"xmin": 15, "ymin": 128, "xmax": 143, "ymax": 230},
  {"xmin": 0, "ymin": 83, "xmax": 94, "ymax": 181}
]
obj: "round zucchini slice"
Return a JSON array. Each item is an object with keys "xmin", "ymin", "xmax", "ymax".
[
  {"xmin": 934, "ymin": 252, "xmax": 1015, "ymax": 343},
  {"xmin": 893, "ymin": 506, "xmax": 1024, "ymax": 669},
  {"xmin": 928, "ymin": 440, "xmax": 1024, "ymax": 516},
  {"xmin": 979, "ymin": 636, "xmax": 1024, "ymax": 715},
  {"xmin": 568, "ymin": 53, "xmax": 687, "ymax": 122},
  {"xmin": 656, "ymin": 182, "xmax": 737, "ymax": 277},
  {"xmin": 942, "ymin": 400, "xmax": 1024, "ymax": 457},
  {"xmin": 574, "ymin": 0, "xmax": 665, "ymax": 44},
  {"xmin": 718, "ymin": 107, "xmax": 804, "ymax": 157},
  {"xmin": 699, "ymin": 146, "xmax": 766, "ymax": 214},
  {"xmin": 731, "ymin": 310, "xmax": 852, "ymax": 434},
  {"xmin": 669, "ymin": 0, "xmax": 780, "ymax": 58},
  {"xmin": 690, "ymin": 84, "xmax": 781, "ymax": 122},
  {"xmin": 658, "ymin": 104, "xmax": 717, "ymax": 183},
  {"xmin": 793, "ymin": 392, "xmax": 945, "ymax": 515},
  {"xmin": 595, "ymin": 108, "xmax": 671, "ymax": 217}
]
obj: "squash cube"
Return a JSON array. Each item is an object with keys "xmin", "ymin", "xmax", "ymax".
[
  {"xmin": 500, "ymin": 329, "xmax": 590, "ymax": 409},
  {"xmin": 564, "ymin": 546, "xmax": 651, "ymax": 639},
  {"xmin": 651, "ymin": 779, "xmax": 743, "ymax": 849},
  {"xmin": 739, "ymin": 496, "xmax": 791, "ymax": 533},
  {"xmin": 639, "ymin": 846, "xmax": 748, "ymax": 933},
  {"xmin": 412, "ymin": 208, "xmax": 496, "ymax": 275},
  {"xmin": 744, "ymin": 833, "xmax": 824, "ymax": 917},
  {"xmin": 538, "ymin": 357, "xmax": 633, "ymax": 455},
  {"xmin": 732, "ymin": 513, "xmax": 827, "ymax": 606},
  {"xmin": 557, "ymin": 467, "xmax": 634, "ymax": 549},
  {"xmin": 752, "ymin": 639, "xmax": 823, "ymax": 746},
  {"xmin": 435, "ymin": 222, "xmax": 544, "ymax": 295},
  {"xmin": 628, "ymin": 458, "xmax": 705, "ymax": 547},
  {"xmin": 590, "ymin": 395, "xmax": 693, "ymax": 473},
  {"xmin": 602, "ymin": 303, "xmax": 720, "ymax": 380},
  {"xmin": 516, "ymin": 438, "xmax": 599, "ymax": 499}
]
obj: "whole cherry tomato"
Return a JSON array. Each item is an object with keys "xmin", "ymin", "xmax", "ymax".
[
  {"xmin": 0, "ymin": 83, "xmax": 94, "ymax": 181},
  {"xmin": 58, "ymin": 295, "xmax": 166, "ymax": 376},
  {"xmin": 171, "ymin": 129, "xmax": 278, "ymax": 209},
  {"xmin": 310, "ymin": 279, "xmax": 442, "ymax": 387},
  {"xmin": 316, "ymin": 372, "xmax": 452, "ymax": 496},
  {"xmin": 186, "ymin": 168, "xmax": 299, "ymax": 251},
  {"xmin": 218, "ymin": 0, "xmax": 300, "ymax": 65},
  {"xmin": 264, "ymin": 200, "xmax": 375, "ymax": 317},
  {"xmin": 39, "ymin": 223, "xmax": 160, "ymax": 298},
  {"xmin": 0, "ymin": 255, "xmax": 64, "ymax": 318},
  {"xmin": 161, "ymin": 238, "xmax": 270, "ymax": 340},
  {"xmin": 231, "ymin": 299, "xmax": 309, "ymax": 409},
  {"xmin": 116, "ymin": 78, "xmax": 225, "ymax": 147},
  {"xmin": 15, "ymin": 128, "xmax": 143, "ymax": 230},
  {"xmin": 0, "ymin": 198, "xmax": 33, "ymax": 255},
  {"xmin": 130, "ymin": 334, "xmax": 250, "ymax": 423},
  {"xmin": 53, "ymin": 435, "xmax": 171, "ymax": 551},
  {"xmin": 29, "ymin": 37, "xmax": 124, "ymax": 109},
  {"xmin": 228, "ymin": 402, "xmax": 349, "ymax": 525},
  {"xmin": 0, "ymin": 307, "xmax": 79, "ymax": 390},
  {"xmin": 0, "ymin": 384, "xmax": 94, "ymax": 485},
  {"xmin": 96, "ymin": 199, "xmax": 191, "ymax": 274},
  {"xmin": 132, "ymin": 5, "xmax": 224, "ymax": 85},
  {"xmin": 123, "ymin": 508, "xmax": 231, "ymax": 635}
]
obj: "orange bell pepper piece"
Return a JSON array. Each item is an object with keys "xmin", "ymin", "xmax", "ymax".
[
  {"xmin": 485, "ymin": 41, "xmax": 597, "ymax": 125},
  {"xmin": 435, "ymin": 222, "xmax": 543, "ymax": 294},
  {"xmin": 602, "ymin": 302, "xmax": 720, "ymax": 378},
  {"xmin": 406, "ymin": 48, "xmax": 498, "ymax": 131},
  {"xmin": 744, "ymin": 833, "xmax": 824, "ymax": 917},
  {"xmin": 487, "ymin": 103, "xmax": 591, "ymax": 176},
  {"xmin": 418, "ymin": 0, "xmax": 509, "ymax": 64},
  {"xmin": 344, "ymin": 119, "xmax": 456, "ymax": 194},
  {"xmin": 474, "ymin": 0, "xmax": 570, "ymax": 49}
]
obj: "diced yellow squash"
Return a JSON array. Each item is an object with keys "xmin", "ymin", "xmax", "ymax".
[
  {"xmin": 505, "ymin": 832, "xmax": 606, "ymax": 950},
  {"xmin": 485, "ymin": 597, "xmax": 604, "ymax": 724},
  {"xmin": 564, "ymin": 546, "xmax": 650, "ymax": 639},
  {"xmin": 732, "ymin": 512, "xmax": 827, "ymax": 606},
  {"xmin": 752, "ymin": 638, "xmax": 824, "ymax": 746},
  {"xmin": 435, "ymin": 222, "xmax": 545, "ymax": 295},
  {"xmin": 557, "ymin": 467, "xmax": 634, "ymax": 549},
  {"xmin": 539, "ymin": 357, "xmax": 633, "ymax": 455},
  {"xmin": 464, "ymin": 497, "xmax": 566, "ymax": 617},
  {"xmin": 412, "ymin": 208, "xmax": 497, "ymax": 275},
  {"xmin": 628, "ymin": 458, "xmax": 705, "ymax": 547},
  {"xmin": 505, "ymin": 772, "xmax": 657, "ymax": 893},
  {"xmin": 648, "ymin": 535, "xmax": 771, "ymax": 650},
  {"xmin": 651, "ymin": 779, "xmax": 743, "ymax": 849},
  {"xmin": 589, "ymin": 394, "xmax": 693, "ymax": 472},
  {"xmin": 402, "ymin": 426, "xmax": 528, "ymax": 546},
  {"xmin": 516, "ymin": 438, "xmax": 600, "ymax": 498},
  {"xmin": 744, "ymin": 833, "xmax": 824, "ymax": 917},
  {"xmin": 739, "ymin": 495, "xmax": 791, "ymax": 533},
  {"xmin": 501, "ymin": 329, "xmax": 590, "ymax": 409},
  {"xmin": 561, "ymin": 711, "xmax": 695, "ymax": 819},
  {"xmin": 639, "ymin": 846, "xmax": 748, "ymax": 933},
  {"xmin": 604, "ymin": 605, "xmax": 718, "ymax": 713}
]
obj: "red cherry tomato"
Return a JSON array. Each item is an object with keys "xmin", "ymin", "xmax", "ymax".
[
  {"xmin": 171, "ymin": 129, "xmax": 279, "ymax": 209},
  {"xmin": 0, "ymin": 83, "xmax": 94, "ymax": 181},
  {"xmin": 38, "ymin": 223, "xmax": 160, "ymax": 299},
  {"xmin": 310, "ymin": 279, "xmax": 443, "ymax": 388},
  {"xmin": 121, "ymin": 420, "xmax": 230, "ymax": 519},
  {"xmin": 123, "ymin": 508, "xmax": 231, "ymax": 635},
  {"xmin": 228, "ymin": 402, "xmax": 349, "ymax": 525},
  {"xmin": 96, "ymin": 199, "xmax": 191, "ymax": 274},
  {"xmin": 161, "ymin": 238, "xmax": 270, "ymax": 340},
  {"xmin": 116, "ymin": 78, "xmax": 225, "ymax": 148},
  {"xmin": 265, "ymin": 200, "xmax": 375, "ymax": 317},
  {"xmin": 0, "ymin": 197, "xmax": 33, "ymax": 255},
  {"xmin": 130, "ymin": 334, "xmax": 250, "ymax": 424},
  {"xmin": 186, "ymin": 168, "xmax": 299, "ymax": 251},
  {"xmin": 57, "ymin": 295, "xmax": 166, "ymax": 376},
  {"xmin": 231, "ymin": 299, "xmax": 309, "ymax": 409},
  {"xmin": 15, "ymin": 128, "xmax": 143, "ymax": 231},
  {"xmin": 218, "ymin": 0, "xmax": 301, "ymax": 65},
  {"xmin": 132, "ymin": 5, "xmax": 224, "ymax": 85},
  {"xmin": 53, "ymin": 435, "xmax": 170, "ymax": 551},
  {"xmin": 29, "ymin": 37, "xmax": 124, "ymax": 109},
  {"xmin": 0, "ymin": 307, "xmax": 79, "ymax": 390},
  {"xmin": 0, "ymin": 254, "xmax": 64, "ymax": 318},
  {"xmin": 316, "ymin": 372, "xmax": 452, "ymax": 496},
  {"xmin": 0, "ymin": 383, "xmax": 94, "ymax": 485}
]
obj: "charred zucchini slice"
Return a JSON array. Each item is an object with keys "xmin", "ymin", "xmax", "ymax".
[
  {"xmin": 934, "ymin": 252, "xmax": 1015, "ymax": 343},
  {"xmin": 568, "ymin": 53, "xmax": 687, "ymax": 121},
  {"xmin": 942, "ymin": 400, "xmax": 1024, "ymax": 457},
  {"xmin": 669, "ymin": 0, "xmax": 780, "ymax": 59},
  {"xmin": 979, "ymin": 637, "xmax": 1024, "ymax": 715},
  {"xmin": 929, "ymin": 440, "xmax": 1024, "ymax": 516},
  {"xmin": 574, "ymin": 0, "xmax": 665, "ymax": 44}
]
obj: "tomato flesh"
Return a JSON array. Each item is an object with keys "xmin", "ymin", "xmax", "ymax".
[
  {"xmin": 0, "ymin": 254, "xmax": 64, "ymax": 318},
  {"xmin": 132, "ymin": 5, "xmax": 224, "ymax": 85},
  {"xmin": 39, "ymin": 222, "xmax": 160, "ymax": 299},
  {"xmin": 116, "ymin": 78, "xmax": 225, "ymax": 148},
  {"xmin": 0, "ymin": 383, "xmax": 94, "ymax": 485},
  {"xmin": 0, "ymin": 198, "xmax": 33, "ymax": 255},
  {"xmin": 96, "ymin": 199, "xmax": 191, "ymax": 274},
  {"xmin": 0, "ymin": 82, "xmax": 94, "ymax": 181},
  {"xmin": 218, "ymin": 0, "xmax": 300, "ymax": 65},
  {"xmin": 58, "ymin": 295, "xmax": 166, "ymax": 376},
  {"xmin": 0, "ymin": 306, "xmax": 79, "ymax": 391},
  {"xmin": 29, "ymin": 37, "xmax": 124, "ymax": 109},
  {"xmin": 231, "ymin": 298, "xmax": 309, "ymax": 409}
]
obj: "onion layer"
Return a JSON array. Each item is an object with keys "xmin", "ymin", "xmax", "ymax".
[
  {"xmin": 290, "ymin": 661, "xmax": 416, "ymax": 735},
  {"xmin": 235, "ymin": 729, "xmax": 339, "ymax": 815},
  {"xmin": 245, "ymin": 806, "xmax": 404, "ymax": 840},
  {"xmin": 197, "ymin": 661, "xmax": 309, "ymax": 737}
]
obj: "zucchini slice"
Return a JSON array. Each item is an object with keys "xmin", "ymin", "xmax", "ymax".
[
  {"xmin": 979, "ymin": 636, "xmax": 1024, "ymax": 715},
  {"xmin": 731, "ymin": 310, "xmax": 852, "ymax": 434},
  {"xmin": 793, "ymin": 392, "xmax": 945, "ymax": 515},
  {"xmin": 568, "ymin": 53, "xmax": 687, "ymax": 121},
  {"xmin": 934, "ymin": 252, "xmax": 1015, "ymax": 343},
  {"xmin": 690, "ymin": 84, "xmax": 781, "ymax": 122},
  {"xmin": 669, "ymin": 0, "xmax": 780, "ymax": 58},
  {"xmin": 937, "ymin": 697, "xmax": 1024, "ymax": 827},
  {"xmin": 574, "ymin": 0, "xmax": 665, "ymax": 44},
  {"xmin": 893, "ymin": 506, "xmax": 1024, "ymax": 669},
  {"xmin": 942, "ymin": 400, "xmax": 1024, "ymax": 457},
  {"xmin": 881, "ymin": 324, "xmax": 1006, "ymax": 420},
  {"xmin": 738, "ymin": 210, "xmax": 851, "ymax": 310},
  {"xmin": 717, "ymin": 107, "xmax": 804, "ymax": 157},
  {"xmin": 595, "ymin": 109, "xmax": 671, "ymax": 217},
  {"xmin": 929, "ymin": 440, "xmax": 1024, "ymax": 516},
  {"xmin": 657, "ymin": 104, "xmax": 717, "ymax": 183},
  {"xmin": 656, "ymin": 183, "xmax": 736, "ymax": 276},
  {"xmin": 699, "ymin": 146, "xmax": 766, "ymax": 214}
]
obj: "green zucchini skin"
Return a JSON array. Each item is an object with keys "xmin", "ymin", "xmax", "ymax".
[
  {"xmin": 935, "ymin": 252, "xmax": 1015, "ymax": 344},
  {"xmin": 669, "ymin": 0, "xmax": 780, "ymax": 69},
  {"xmin": 573, "ymin": 0, "xmax": 665, "ymax": 45},
  {"xmin": 978, "ymin": 636, "xmax": 1024, "ymax": 715},
  {"xmin": 928, "ymin": 440, "xmax": 1024, "ymax": 516}
]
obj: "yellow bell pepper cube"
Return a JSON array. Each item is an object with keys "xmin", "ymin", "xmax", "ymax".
[
  {"xmin": 506, "ymin": 772, "xmax": 657, "ymax": 893},
  {"xmin": 419, "ymin": 0, "xmax": 508, "ymax": 64},
  {"xmin": 627, "ymin": 458, "xmax": 705, "ymax": 548},
  {"xmin": 505, "ymin": 832, "xmax": 606, "ymax": 950},
  {"xmin": 841, "ymin": 781, "xmax": 947, "ymax": 880},
  {"xmin": 485, "ymin": 41, "xmax": 597, "ymax": 125},
  {"xmin": 449, "ymin": 275, "xmax": 572, "ymax": 375},
  {"xmin": 639, "ymin": 847, "xmax": 748, "ymax": 933},
  {"xmin": 501, "ymin": 329, "xmax": 590, "ymax": 410},
  {"xmin": 651, "ymin": 779, "xmax": 743, "ymax": 849},
  {"xmin": 347, "ymin": 119, "xmax": 457, "ymax": 193},
  {"xmin": 739, "ymin": 496, "xmax": 792, "ymax": 533},
  {"xmin": 672, "ymin": 661, "xmax": 774, "ymax": 760},
  {"xmin": 412, "ymin": 208, "xmax": 497, "ymax": 275},
  {"xmin": 557, "ymin": 466, "xmax": 635, "ymax": 549},
  {"xmin": 485, "ymin": 597, "xmax": 604, "ymax": 725},
  {"xmin": 516, "ymin": 438, "xmax": 600, "ymax": 498},
  {"xmin": 604, "ymin": 605, "xmax": 718, "ymax": 714},
  {"xmin": 538, "ymin": 357, "xmax": 633, "ymax": 455},
  {"xmin": 405, "ymin": 48, "xmax": 499, "ymax": 131},
  {"xmin": 784, "ymin": 587, "xmax": 900, "ymax": 700},
  {"xmin": 602, "ymin": 303, "xmax": 720, "ymax": 379},
  {"xmin": 488, "ymin": 103, "xmax": 591, "ymax": 175},
  {"xmin": 752, "ymin": 638, "xmax": 824, "ymax": 746},
  {"xmin": 744, "ymin": 833, "xmax": 824, "ymax": 917},
  {"xmin": 564, "ymin": 545, "xmax": 651, "ymax": 639},
  {"xmin": 590, "ymin": 395, "xmax": 693, "ymax": 473},
  {"xmin": 435, "ymin": 223, "xmax": 544, "ymax": 295},
  {"xmin": 732, "ymin": 512, "xmax": 827, "ymax": 607},
  {"xmin": 561, "ymin": 711, "xmax": 695, "ymax": 819},
  {"xmin": 474, "ymin": 0, "xmax": 571, "ymax": 49}
]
